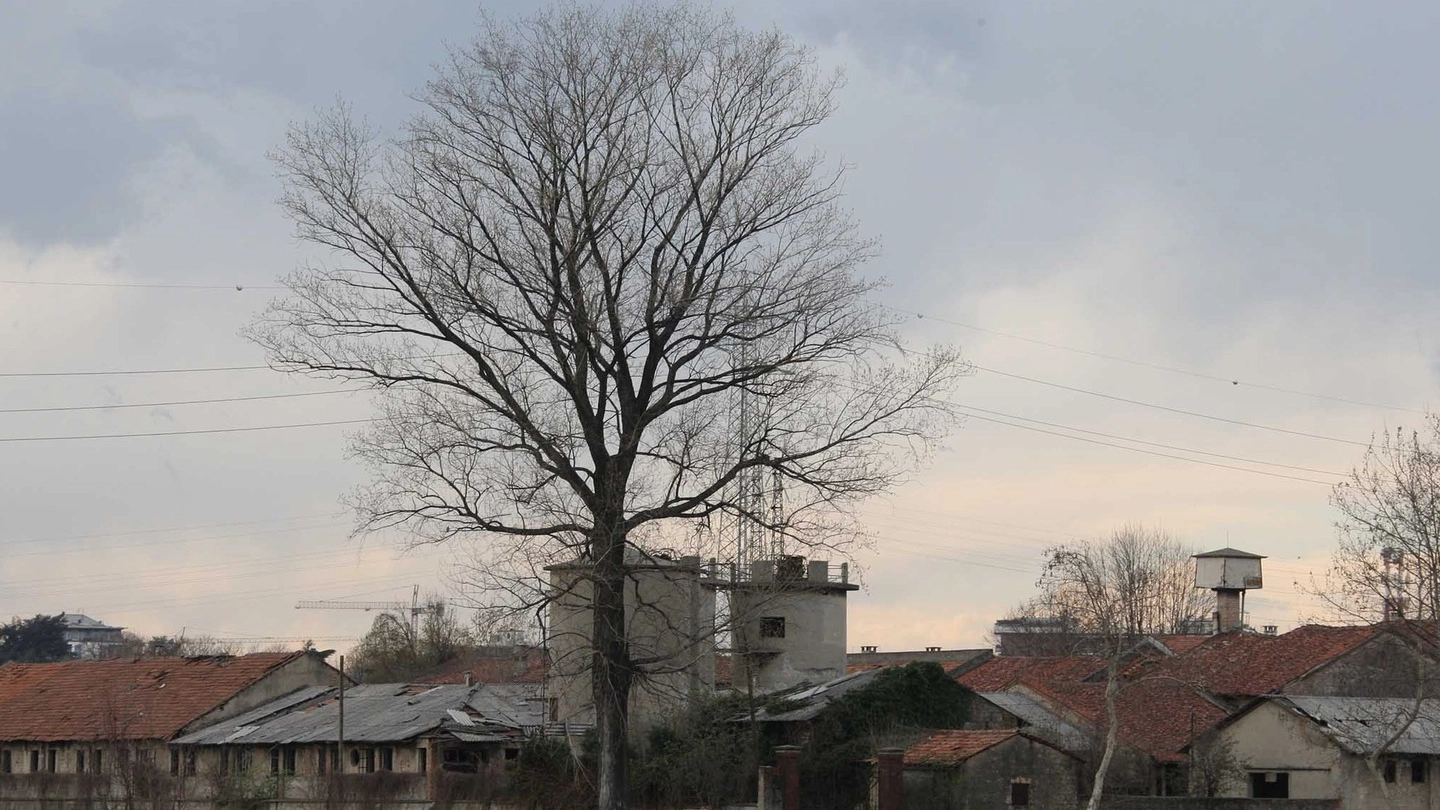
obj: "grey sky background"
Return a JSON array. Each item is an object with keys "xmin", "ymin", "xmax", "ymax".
[{"xmin": 3, "ymin": 1, "xmax": 1440, "ymax": 651}]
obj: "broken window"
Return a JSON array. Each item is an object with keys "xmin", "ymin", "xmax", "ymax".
[
  {"xmin": 760, "ymin": 617, "xmax": 786, "ymax": 639},
  {"xmin": 284, "ymin": 747, "xmax": 296, "ymax": 776},
  {"xmin": 379, "ymin": 747, "xmax": 394, "ymax": 772},
  {"xmin": 1414, "ymin": 758, "xmax": 1427, "ymax": 784},
  {"xmin": 171, "ymin": 749, "xmax": 181, "ymax": 776},
  {"xmin": 46, "ymin": 749, "xmax": 56, "ymax": 773},
  {"xmin": 1250, "ymin": 772, "xmax": 1289, "ymax": 799},
  {"xmin": 75, "ymin": 751, "xmax": 84, "ymax": 774},
  {"xmin": 1009, "ymin": 780, "xmax": 1031, "ymax": 806}
]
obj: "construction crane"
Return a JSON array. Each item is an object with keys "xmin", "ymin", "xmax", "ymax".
[{"xmin": 295, "ymin": 585, "xmax": 441, "ymax": 634}]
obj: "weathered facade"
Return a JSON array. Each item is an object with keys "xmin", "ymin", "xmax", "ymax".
[
  {"xmin": 546, "ymin": 551, "xmax": 716, "ymax": 731},
  {"xmin": 1200, "ymin": 696, "xmax": 1440, "ymax": 809},
  {"xmin": 0, "ymin": 651, "xmax": 340, "ymax": 805},
  {"xmin": 901, "ymin": 729, "xmax": 1084, "ymax": 810},
  {"xmin": 730, "ymin": 556, "xmax": 858, "ymax": 694}
]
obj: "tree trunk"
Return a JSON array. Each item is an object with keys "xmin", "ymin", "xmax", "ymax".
[
  {"xmin": 593, "ymin": 517, "xmax": 632, "ymax": 810},
  {"xmin": 1085, "ymin": 661, "xmax": 1122, "ymax": 810}
]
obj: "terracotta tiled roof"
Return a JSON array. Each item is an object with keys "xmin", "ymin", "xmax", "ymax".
[
  {"xmin": 903, "ymin": 729, "xmax": 1020, "ymax": 766},
  {"xmin": 414, "ymin": 647, "xmax": 546, "ymax": 685},
  {"xmin": 0, "ymin": 652, "xmax": 303, "ymax": 742},
  {"xmin": 1149, "ymin": 635, "xmax": 1209, "ymax": 655},
  {"xmin": 1026, "ymin": 677, "xmax": 1229, "ymax": 762},
  {"xmin": 1148, "ymin": 625, "xmax": 1380, "ymax": 697},
  {"xmin": 955, "ymin": 656, "xmax": 1104, "ymax": 692}
]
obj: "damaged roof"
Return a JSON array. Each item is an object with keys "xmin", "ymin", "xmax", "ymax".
[
  {"xmin": 1280, "ymin": 696, "xmax": 1440, "ymax": 756},
  {"xmin": 0, "ymin": 652, "xmax": 310, "ymax": 742},
  {"xmin": 173, "ymin": 682, "xmax": 544, "ymax": 746}
]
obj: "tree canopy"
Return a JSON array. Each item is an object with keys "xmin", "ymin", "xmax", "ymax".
[{"xmin": 0, "ymin": 614, "xmax": 70, "ymax": 663}]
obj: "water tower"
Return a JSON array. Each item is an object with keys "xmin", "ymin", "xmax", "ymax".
[{"xmin": 1193, "ymin": 547, "xmax": 1264, "ymax": 633}]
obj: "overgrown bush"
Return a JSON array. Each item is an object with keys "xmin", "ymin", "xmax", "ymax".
[
  {"xmin": 800, "ymin": 662, "xmax": 972, "ymax": 810},
  {"xmin": 631, "ymin": 694, "xmax": 767, "ymax": 809}
]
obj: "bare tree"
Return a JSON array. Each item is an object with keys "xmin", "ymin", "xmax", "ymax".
[
  {"xmin": 1027, "ymin": 525, "xmax": 1207, "ymax": 810},
  {"xmin": 1321, "ymin": 420, "xmax": 1440, "ymax": 624},
  {"xmin": 250, "ymin": 5, "xmax": 963, "ymax": 807}
]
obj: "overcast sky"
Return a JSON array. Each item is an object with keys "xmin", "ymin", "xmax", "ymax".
[{"xmin": 4, "ymin": 1, "xmax": 1440, "ymax": 653}]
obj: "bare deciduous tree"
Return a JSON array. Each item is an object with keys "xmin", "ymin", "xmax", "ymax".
[
  {"xmin": 250, "ymin": 5, "xmax": 963, "ymax": 807},
  {"xmin": 1321, "ymin": 420, "xmax": 1440, "ymax": 624},
  {"xmin": 1024, "ymin": 525, "xmax": 1208, "ymax": 810}
]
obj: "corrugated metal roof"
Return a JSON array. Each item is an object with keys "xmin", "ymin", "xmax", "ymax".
[
  {"xmin": 975, "ymin": 691, "xmax": 1091, "ymax": 753},
  {"xmin": 173, "ymin": 683, "xmax": 543, "ymax": 746},
  {"xmin": 1282, "ymin": 696, "xmax": 1440, "ymax": 755},
  {"xmin": 752, "ymin": 668, "xmax": 887, "ymax": 723}
]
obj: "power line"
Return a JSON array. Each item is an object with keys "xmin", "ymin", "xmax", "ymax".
[
  {"xmin": 0, "ymin": 418, "xmax": 373, "ymax": 443},
  {"xmin": 1, "ymin": 511, "xmax": 345, "ymax": 547},
  {"xmin": 956, "ymin": 403, "xmax": 1346, "ymax": 477},
  {"xmin": 957, "ymin": 410, "xmax": 1335, "ymax": 486},
  {"xmin": 891, "ymin": 305, "xmax": 1426, "ymax": 415},
  {"xmin": 0, "ymin": 279, "xmax": 284, "ymax": 291},
  {"xmin": 0, "ymin": 363, "xmax": 272, "ymax": 378},
  {"xmin": 0, "ymin": 389, "xmax": 354, "ymax": 414},
  {"xmin": 973, "ymin": 365, "xmax": 1370, "ymax": 447}
]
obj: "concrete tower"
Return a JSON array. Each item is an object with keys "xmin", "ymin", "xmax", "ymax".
[
  {"xmin": 729, "ymin": 555, "xmax": 859, "ymax": 693},
  {"xmin": 1193, "ymin": 547, "xmax": 1265, "ymax": 633},
  {"xmin": 545, "ymin": 550, "xmax": 717, "ymax": 731}
]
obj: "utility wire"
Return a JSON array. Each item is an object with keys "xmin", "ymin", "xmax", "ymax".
[
  {"xmin": 957, "ymin": 403, "xmax": 1346, "ymax": 477},
  {"xmin": 0, "ymin": 279, "xmax": 284, "ymax": 291},
  {"xmin": 0, "ymin": 418, "xmax": 373, "ymax": 443},
  {"xmin": 891, "ymin": 305, "xmax": 1426, "ymax": 415},
  {"xmin": 973, "ymin": 365, "xmax": 1369, "ymax": 447},
  {"xmin": 958, "ymin": 410, "xmax": 1335, "ymax": 486},
  {"xmin": 0, "ymin": 363, "xmax": 271, "ymax": 378},
  {"xmin": 0, "ymin": 389, "xmax": 354, "ymax": 414}
]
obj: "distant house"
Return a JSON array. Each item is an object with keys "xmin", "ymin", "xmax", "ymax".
[
  {"xmin": 898, "ymin": 729, "xmax": 1083, "ymax": 810},
  {"xmin": 1198, "ymin": 695, "xmax": 1440, "ymax": 808},
  {"xmin": 171, "ymin": 682, "xmax": 548, "ymax": 804},
  {"xmin": 0, "ymin": 651, "xmax": 338, "ymax": 803},
  {"xmin": 58, "ymin": 613, "xmax": 124, "ymax": 660}
]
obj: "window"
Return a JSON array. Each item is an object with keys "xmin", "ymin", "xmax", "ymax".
[
  {"xmin": 236, "ymin": 749, "xmax": 251, "ymax": 774},
  {"xmin": 46, "ymin": 749, "xmax": 56, "ymax": 773},
  {"xmin": 505, "ymin": 748, "xmax": 519, "ymax": 761},
  {"xmin": 1413, "ymin": 759, "xmax": 1426, "ymax": 784},
  {"xmin": 171, "ymin": 749, "xmax": 181, "ymax": 776},
  {"xmin": 1010, "ymin": 780, "xmax": 1031, "ymax": 807},
  {"xmin": 92, "ymin": 749, "xmax": 102, "ymax": 774},
  {"xmin": 548, "ymin": 697, "xmax": 559, "ymax": 722},
  {"xmin": 1385, "ymin": 761, "xmax": 1398, "ymax": 784},
  {"xmin": 76, "ymin": 750, "xmax": 85, "ymax": 774},
  {"xmin": 353, "ymin": 747, "xmax": 374, "ymax": 773},
  {"xmin": 379, "ymin": 747, "xmax": 394, "ymax": 772},
  {"xmin": 418, "ymin": 748, "xmax": 427, "ymax": 774},
  {"xmin": 759, "ymin": 616, "xmax": 786, "ymax": 639},
  {"xmin": 283, "ymin": 747, "xmax": 296, "ymax": 776},
  {"xmin": 30, "ymin": 750, "xmax": 39, "ymax": 773},
  {"xmin": 270, "ymin": 747, "xmax": 281, "ymax": 775},
  {"xmin": 185, "ymin": 749, "xmax": 197, "ymax": 776},
  {"xmin": 318, "ymin": 748, "xmax": 328, "ymax": 775},
  {"xmin": 1, "ymin": 750, "xmax": 10, "ymax": 774},
  {"xmin": 1250, "ymin": 772, "xmax": 1290, "ymax": 799},
  {"xmin": 220, "ymin": 749, "xmax": 230, "ymax": 774}
]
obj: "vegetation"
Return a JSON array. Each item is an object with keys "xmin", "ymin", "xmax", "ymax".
[
  {"xmin": 0, "ymin": 614, "xmax": 69, "ymax": 663},
  {"xmin": 800, "ymin": 662, "xmax": 971, "ymax": 810},
  {"xmin": 253, "ymin": 2, "xmax": 962, "ymax": 805}
]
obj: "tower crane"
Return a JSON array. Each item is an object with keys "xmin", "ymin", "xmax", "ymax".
[{"xmin": 295, "ymin": 585, "xmax": 441, "ymax": 634}]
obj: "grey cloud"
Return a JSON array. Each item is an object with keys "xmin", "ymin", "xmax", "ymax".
[{"xmin": 0, "ymin": 91, "xmax": 191, "ymax": 247}]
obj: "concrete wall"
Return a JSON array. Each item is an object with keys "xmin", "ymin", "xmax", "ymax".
[
  {"xmin": 547, "ymin": 558, "xmax": 717, "ymax": 730},
  {"xmin": 903, "ymin": 735, "xmax": 1081, "ymax": 810},
  {"xmin": 1209, "ymin": 700, "xmax": 1340, "ymax": 800},
  {"xmin": 731, "ymin": 584, "xmax": 849, "ymax": 693}
]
